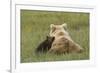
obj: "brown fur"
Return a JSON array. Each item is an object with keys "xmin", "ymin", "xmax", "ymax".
[{"xmin": 49, "ymin": 23, "xmax": 83, "ymax": 54}]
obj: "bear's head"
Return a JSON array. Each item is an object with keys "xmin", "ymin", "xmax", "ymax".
[
  {"xmin": 50, "ymin": 23, "xmax": 69, "ymax": 37},
  {"xmin": 46, "ymin": 36, "xmax": 55, "ymax": 44}
]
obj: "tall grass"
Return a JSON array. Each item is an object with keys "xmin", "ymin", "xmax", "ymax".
[{"xmin": 21, "ymin": 10, "xmax": 89, "ymax": 63}]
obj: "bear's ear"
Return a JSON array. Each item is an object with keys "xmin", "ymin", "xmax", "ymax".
[
  {"xmin": 62, "ymin": 23, "xmax": 67, "ymax": 27},
  {"xmin": 50, "ymin": 24, "xmax": 55, "ymax": 28},
  {"xmin": 46, "ymin": 36, "xmax": 49, "ymax": 39},
  {"xmin": 52, "ymin": 37, "xmax": 55, "ymax": 40}
]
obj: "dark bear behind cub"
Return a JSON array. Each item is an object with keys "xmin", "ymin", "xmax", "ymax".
[{"xmin": 35, "ymin": 36, "xmax": 55, "ymax": 54}]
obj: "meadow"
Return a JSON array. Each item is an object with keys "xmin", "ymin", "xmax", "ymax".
[{"xmin": 21, "ymin": 10, "xmax": 89, "ymax": 63}]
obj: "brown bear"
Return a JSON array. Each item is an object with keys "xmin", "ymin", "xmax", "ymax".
[
  {"xmin": 35, "ymin": 36, "xmax": 55, "ymax": 54},
  {"xmin": 48, "ymin": 23, "xmax": 83, "ymax": 54}
]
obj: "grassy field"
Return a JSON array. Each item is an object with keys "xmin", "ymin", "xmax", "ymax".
[{"xmin": 21, "ymin": 10, "xmax": 89, "ymax": 63}]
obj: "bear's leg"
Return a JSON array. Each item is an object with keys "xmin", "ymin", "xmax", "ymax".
[
  {"xmin": 68, "ymin": 40, "xmax": 83, "ymax": 53},
  {"xmin": 48, "ymin": 48, "xmax": 57, "ymax": 54}
]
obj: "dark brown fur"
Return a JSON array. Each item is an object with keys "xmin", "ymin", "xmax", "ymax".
[{"xmin": 35, "ymin": 36, "xmax": 55, "ymax": 54}]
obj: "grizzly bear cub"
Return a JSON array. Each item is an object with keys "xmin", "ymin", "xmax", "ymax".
[{"xmin": 35, "ymin": 36, "xmax": 55, "ymax": 54}]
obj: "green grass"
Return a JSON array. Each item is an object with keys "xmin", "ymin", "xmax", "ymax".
[{"xmin": 21, "ymin": 10, "xmax": 89, "ymax": 63}]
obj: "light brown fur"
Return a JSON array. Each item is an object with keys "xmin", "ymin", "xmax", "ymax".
[{"xmin": 49, "ymin": 23, "xmax": 83, "ymax": 54}]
